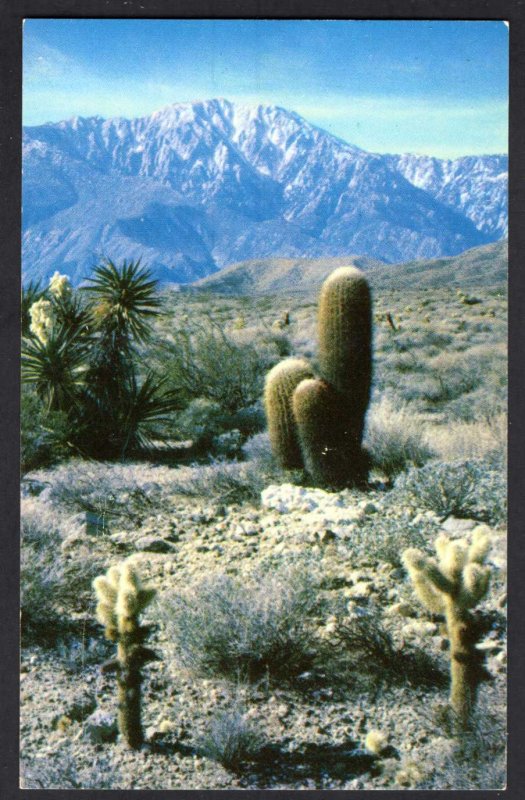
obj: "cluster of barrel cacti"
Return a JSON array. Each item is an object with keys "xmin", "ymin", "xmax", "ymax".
[
  {"xmin": 264, "ymin": 267, "xmax": 372, "ymax": 489},
  {"xmin": 93, "ymin": 561, "xmax": 158, "ymax": 749},
  {"xmin": 403, "ymin": 526, "xmax": 493, "ymax": 728}
]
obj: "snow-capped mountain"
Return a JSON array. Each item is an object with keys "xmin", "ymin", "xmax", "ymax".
[
  {"xmin": 22, "ymin": 98, "xmax": 507, "ymax": 285},
  {"xmin": 384, "ymin": 153, "xmax": 508, "ymax": 239}
]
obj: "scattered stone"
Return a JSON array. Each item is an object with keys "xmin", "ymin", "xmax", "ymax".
[
  {"xmin": 441, "ymin": 517, "xmax": 477, "ymax": 534},
  {"xmin": 82, "ymin": 709, "xmax": 118, "ymax": 744},
  {"xmin": 365, "ymin": 729, "xmax": 388, "ymax": 755},
  {"xmin": 385, "ymin": 602, "xmax": 414, "ymax": 618},
  {"xmin": 135, "ymin": 536, "xmax": 174, "ymax": 553},
  {"xmin": 359, "ymin": 501, "xmax": 378, "ymax": 514}
]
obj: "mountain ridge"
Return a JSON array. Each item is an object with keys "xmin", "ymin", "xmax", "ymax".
[
  {"xmin": 22, "ymin": 98, "xmax": 507, "ymax": 285},
  {"xmin": 190, "ymin": 240, "xmax": 508, "ymax": 296}
]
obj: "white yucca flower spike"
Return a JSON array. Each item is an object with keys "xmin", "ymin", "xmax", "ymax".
[
  {"xmin": 29, "ymin": 298, "xmax": 56, "ymax": 343},
  {"xmin": 49, "ymin": 270, "xmax": 72, "ymax": 300}
]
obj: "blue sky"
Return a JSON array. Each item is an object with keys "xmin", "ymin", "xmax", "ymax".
[{"xmin": 23, "ymin": 19, "xmax": 508, "ymax": 157}]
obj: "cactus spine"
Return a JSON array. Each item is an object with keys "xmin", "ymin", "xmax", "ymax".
[
  {"xmin": 264, "ymin": 357, "xmax": 314, "ymax": 469},
  {"xmin": 264, "ymin": 267, "xmax": 372, "ymax": 488},
  {"xmin": 403, "ymin": 526, "xmax": 493, "ymax": 728},
  {"xmin": 93, "ymin": 561, "xmax": 158, "ymax": 749}
]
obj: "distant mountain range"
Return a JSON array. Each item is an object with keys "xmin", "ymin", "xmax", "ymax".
[
  {"xmin": 192, "ymin": 240, "xmax": 508, "ymax": 296},
  {"xmin": 22, "ymin": 98, "xmax": 508, "ymax": 285}
]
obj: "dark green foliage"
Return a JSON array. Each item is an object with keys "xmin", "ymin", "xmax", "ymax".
[
  {"xmin": 21, "ymin": 326, "xmax": 90, "ymax": 412},
  {"xmin": 82, "ymin": 258, "xmax": 161, "ymax": 343},
  {"xmin": 163, "ymin": 317, "xmax": 283, "ymax": 413},
  {"xmin": 21, "ymin": 260, "xmax": 178, "ymax": 460},
  {"xmin": 21, "ymin": 386, "xmax": 71, "ymax": 473}
]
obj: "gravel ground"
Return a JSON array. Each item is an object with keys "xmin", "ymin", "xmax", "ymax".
[{"xmin": 20, "ymin": 470, "xmax": 507, "ymax": 790}]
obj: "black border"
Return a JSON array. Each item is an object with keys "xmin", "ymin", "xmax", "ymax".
[{"xmin": 2, "ymin": 1, "xmax": 524, "ymax": 799}]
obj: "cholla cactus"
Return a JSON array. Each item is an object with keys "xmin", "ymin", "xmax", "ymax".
[
  {"xmin": 403, "ymin": 526, "xmax": 493, "ymax": 727},
  {"xmin": 48, "ymin": 271, "xmax": 72, "ymax": 301},
  {"xmin": 29, "ymin": 298, "xmax": 56, "ymax": 343},
  {"xmin": 93, "ymin": 561, "xmax": 158, "ymax": 749}
]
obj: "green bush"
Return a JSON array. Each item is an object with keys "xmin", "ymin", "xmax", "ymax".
[
  {"xmin": 175, "ymin": 398, "xmax": 230, "ymax": 451},
  {"xmin": 21, "ymin": 386, "xmax": 71, "ymax": 473},
  {"xmin": 162, "ymin": 318, "xmax": 286, "ymax": 414}
]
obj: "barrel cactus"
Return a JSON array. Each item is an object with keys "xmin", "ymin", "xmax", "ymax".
[{"xmin": 264, "ymin": 267, "xmax": 372, "ymax": 488}]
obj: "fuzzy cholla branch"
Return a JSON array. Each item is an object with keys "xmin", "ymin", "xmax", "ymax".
[
  {"xmin": 403, "ymin": 526, "xmax": 493, "ymax": 728},
  {"xmin": 93, "ymin": 560, "xmax": 158, "ymax": 749}
]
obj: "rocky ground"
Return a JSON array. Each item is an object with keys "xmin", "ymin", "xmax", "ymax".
[{"xmin": 20, "ymin": 467, "xmax": 507, "ymax": 790}]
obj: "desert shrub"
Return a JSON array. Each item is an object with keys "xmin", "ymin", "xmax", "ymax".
[
  {"xmin": 345, "ymin": 510, "xmax": 440, "ymax": 568},
  {"xmin": 42, "ymin": 460, "xmax": 166, "ymax": 526},
  {"xmin": 323, "ymin": 602, "xmax": 446, "ymax": 691},
  {"xmin": 21, "ymin": 386, "xmax": 71, "ymax": 473},
  {"xmin": 166, "ymin": 455, "xmax": 278, "ymax": 504},
  {"xmin": 21, "ymin": 498, "xmax": 107, "ymax": 642},
  {"xmin": 163, "ymin": 317, "xmax": 282, "ymax": 414},
  {"xmin": 197, "ymin": 704, "xmax": 265, "ymax": 771},
  {"xmin": 392, "ymin": 459, "xmax": 506, "ymax": 525},
  {"xmin": 365, "ymin": 396, "xmax": 435, "ymax": 480},
  {"xmin": 20, "ymin": 748, "xmax": 121, "ymax": 789},
  {"xmin": 21, "ymin": 520, "xmax": 65, "ymax": 642},
  {"xmin": 175, "ymin": 398, "xmax": 230, "ymax": 450},
  {"xmin": 158, "ymin": 566, "xmax": 321, "ymax": 683}
]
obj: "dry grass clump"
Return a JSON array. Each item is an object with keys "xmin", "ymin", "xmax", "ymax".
[
  {"xmin": 426, "ymin": 413, "xmax": 506, "ymax": 462},
  {"xmin": 196, "ymin": 702, "xmax": 266, "ymax": 771},
  {"xmin": 365, "ymin": 396, "xmax": 435, "ymax": 480}
]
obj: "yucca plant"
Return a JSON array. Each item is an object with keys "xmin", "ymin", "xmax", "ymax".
[
  {"xmin": 21, "ymin": 326, "xmax": 90, "ymax": 412},
  {"xmin": 77, "ymin": 260, "xmax": 175, "ymax": 458},
  {"xmin": 22, "ymin": 260, "xmax": 179, "ymax": 461},
  {"xmin": 53, "ymin": 292, "xmax": 93, "ymax": 337},
  {"xmin": 82, "ymin": 259, "xmax": 161, "ymax": 345}
]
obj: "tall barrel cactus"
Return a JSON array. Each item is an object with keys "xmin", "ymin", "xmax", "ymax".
[
  {"xmin": 403, "ymin": 526, "xmax": 493, "ymax": 728},
  {"xmin": 93, "ymin": 561, "xmax": 158, "ymax": 749},
  {"xmin": 264, "ymin": 267, "xmax": 372, "ymax": 489}
]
